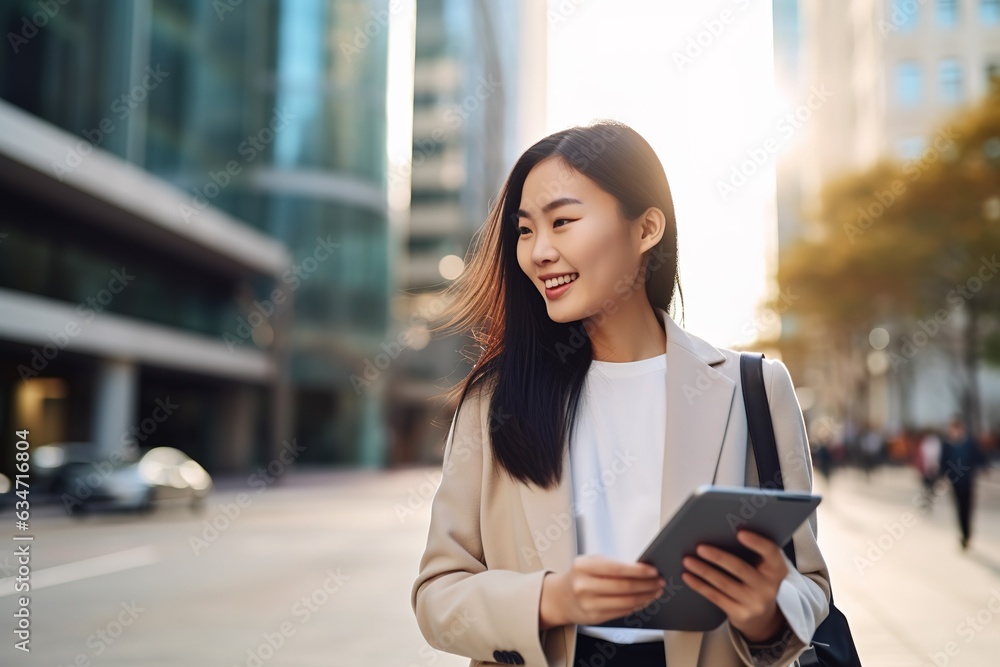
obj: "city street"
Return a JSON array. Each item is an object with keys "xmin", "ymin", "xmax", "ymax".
[
  {"xmin": 3, "ymin": 3, "xmax": 1000, "ymax": 667},
  {"xmin": 0, "ymin": 463, "xmax": 997, "ymax": 666}
]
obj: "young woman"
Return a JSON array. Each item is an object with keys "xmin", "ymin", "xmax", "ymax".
[{"xmin": 410, "ymin": 121, "xmax": 830, "ymax": 667}]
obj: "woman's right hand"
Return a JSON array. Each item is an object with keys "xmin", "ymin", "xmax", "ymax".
[{"xmin": 539, "ymin": 555, "xmax": 666, "ymax": 630}]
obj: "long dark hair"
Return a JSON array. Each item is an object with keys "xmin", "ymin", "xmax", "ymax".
[{"xmin": 430, "ymin": 120, "xmax": 683, "ymax": 490}]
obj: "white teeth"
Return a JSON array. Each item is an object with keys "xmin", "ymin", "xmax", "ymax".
[{"xmin": 544, "ymin": 273, "xmax": 579, "ymax": 288}]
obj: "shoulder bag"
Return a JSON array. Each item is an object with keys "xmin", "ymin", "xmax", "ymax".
[{"xmin": 739, "ymin": 352, "xmax": 864, "ymax": 667}]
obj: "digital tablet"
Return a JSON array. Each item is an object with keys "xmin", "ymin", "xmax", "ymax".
[{"xmin": 596, "ymin": 484, "xmax": 821, "ymax": 632}]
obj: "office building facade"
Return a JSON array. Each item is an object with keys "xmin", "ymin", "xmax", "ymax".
[
  {"xmin": 771, "ymin": 0, "xmax": 1000, "ymax": 436},
  {"xmin": 0, "ymin": 0, "xmax": 411, "ymax": 472}
]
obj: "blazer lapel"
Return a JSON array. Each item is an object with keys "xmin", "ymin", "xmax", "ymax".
[
  {"xmin": 517, "ymin": 308, "xmax": 735, "ymax": 667},
  {"xmin": 658, "ymin": 309, "xmax": 734, "ymax": 527},
  {"xmin": 659, "ymin": 309, "xmax": 734, "ymax": 667}
]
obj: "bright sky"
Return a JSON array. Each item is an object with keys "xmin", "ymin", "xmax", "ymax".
[{"xmin": 546, "ymin": 0, "xmax": 782, "ymax": 349}]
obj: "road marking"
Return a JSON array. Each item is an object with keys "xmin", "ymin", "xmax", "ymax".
[{"xmin": 0, "ymin": 545, "xmax": 159, "ymax": 597}]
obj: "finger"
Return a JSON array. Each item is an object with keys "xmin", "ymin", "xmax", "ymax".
[
  {"xmin": 736, "ymin": 530, "xmax": 781, "ymax": 559},
  {"xmin": 577, "ymin": 555, "xmax": 661, "ymax": 579},
  {"xmin": 589, "ymin": 591, "xmax": 665, "ymax": 622},
  {"xmin": 575, "ymin": 573, "xmax": 665, "ymax": 597},
  {"xmin": 692, "ymin": 544, "xmax": 762, "ymax": 586},
  {"xmin": 682, "ymin": 556, "xmax": 747, "ymax": 600},
  {"xmin": 681, "ymin": 570, "xmax": 737, "ymax": 614},
  {"xmin": 577, "ymin": 585, "xmax": 667, "ymax": 622},
  {"xmin": 618, "ymin": 584, "xmax": 670, "ymax": 612},
  {"xmin": 737, "ymin": 531, "xmax": 789, "ymax": 578}
]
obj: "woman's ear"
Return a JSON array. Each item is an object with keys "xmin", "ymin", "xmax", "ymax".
[{"xmin": 638, "ymin": 207, "xmax": 666, "ymax": 254}]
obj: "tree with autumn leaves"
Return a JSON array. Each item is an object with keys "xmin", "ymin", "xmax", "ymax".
[{"xmin": 772, "ymin": 80, "xmax": 1000, "ymax": 434}]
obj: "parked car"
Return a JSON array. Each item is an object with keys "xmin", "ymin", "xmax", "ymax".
[
  {"xmin": 33, "ymin": 441, "xmax": 105, "ymax": 499},
  {"xmin": 0, "ymin": 472, "xmax": 12, "ymax": 509},
  {"xmin": 56, "ymin": 446, "xmax": 212, "ymax": 516}
]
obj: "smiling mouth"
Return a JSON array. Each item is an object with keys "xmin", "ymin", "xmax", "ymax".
[
  {"xmin": 543, "ymin": 274, "xmax": 578, "ymax": 299},
  {"xmin": 542, "ymin": 273, "xmax": 579, "ymax": 289}
]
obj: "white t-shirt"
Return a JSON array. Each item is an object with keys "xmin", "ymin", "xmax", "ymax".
[{"xmin": 570, "ymin": 352, "xmax": 667, "ymax": 644}]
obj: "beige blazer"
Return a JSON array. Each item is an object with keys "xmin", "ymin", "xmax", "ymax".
[{"xmin": 411, "ymin": 307, "xmax": 831, "ymax": 666}]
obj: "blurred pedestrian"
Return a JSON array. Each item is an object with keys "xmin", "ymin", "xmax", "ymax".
[
  {"xmin": 809, "ymin": 421, "xmax": 835, "ymax": 485},
  {"xmin": 814, "ymin": 441, "xmax": 833, "ymax": 485},
  {"xmin": 940, "ymin": 416, "xmax": 988, "ymax": 550},
  {"xmin": 914, "ymin": 428, "xmax": 942, "ymax": 514},
  {"xmin": 977, "ymin": 428, "xmax": 997, "ymax": 455},
  {"xmin": 860, "ymin": 424, "xmax": 883, "ymax": 482}
]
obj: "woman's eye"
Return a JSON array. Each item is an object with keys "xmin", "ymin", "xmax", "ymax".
[{"xmin": 517, "ymin": 219, "xmax": 573, "ymax": 237}]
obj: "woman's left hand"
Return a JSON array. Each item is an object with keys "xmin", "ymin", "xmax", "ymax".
[{"xmin": 680, "ymin": 529, "xmax": 790, "ymax": 643}]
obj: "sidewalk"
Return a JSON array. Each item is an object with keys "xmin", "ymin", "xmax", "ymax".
[{"xmin": 814, "ymin": 464, "xmax": 1000, "ymax": 666}]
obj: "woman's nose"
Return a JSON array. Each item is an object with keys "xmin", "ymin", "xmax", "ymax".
[{"xmin": 530, "ymin": 228, "xmax": 560, "ymax": 264}]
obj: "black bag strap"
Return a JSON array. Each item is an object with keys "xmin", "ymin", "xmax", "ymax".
[
  {"xmin": 740, "ymin": 351, "xmax": 840, "ymax": 610},
  {"xmin": 740, "ymin": 352, "xmax": 797, "ymax": 565},
  {"xmin": 743, "ymin": 353, "xmax": 864, "ymax": 662}
]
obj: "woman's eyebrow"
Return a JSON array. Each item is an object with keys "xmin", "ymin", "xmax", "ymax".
[{"xmin": 517, "ymin": 197, "xmax": 583, "ymax": 220}]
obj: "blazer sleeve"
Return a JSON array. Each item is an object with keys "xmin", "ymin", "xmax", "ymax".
[
  {"xmin": 726, "ymin": 357, "xmax": 832, "ymax": 667},
  {"xmin": 410, "ymin": 386, "xmax": 552, "ymax": 666}
]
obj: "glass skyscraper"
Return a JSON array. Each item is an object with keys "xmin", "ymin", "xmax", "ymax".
[{"xmin": 0, "ymin": 0, "xmax": 404, "ymax": 473}]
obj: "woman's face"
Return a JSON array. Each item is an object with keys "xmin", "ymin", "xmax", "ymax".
[{"xmin": 515, "ymin": 156, "xmax": 659, "ymax": 323}]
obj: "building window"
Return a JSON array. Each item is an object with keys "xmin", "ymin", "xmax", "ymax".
[
  {"xmin": 939, "ymin": 58, "xmax": 963, "ymax": 104},
  {"xmin": 895, "ymin": 61, "xmax": 923, "ymax": 107},
  {"xmin": 897, "ymin": 137, "xmax": 926, "ymax": 160},
  {"xmin": 936, "ymin": 0, "xmax": 959, "ymax": 25},
  {"xmin": 988, "ymin": 63, "xmax": 1000, "ymax": 89},
  {"xmin": 982, "ymin": 0, "xmax": 1000, "ymax": 23},
  {"xmin": 890, "ymin": 0, "xmax": 919, "ymax": 30}
]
